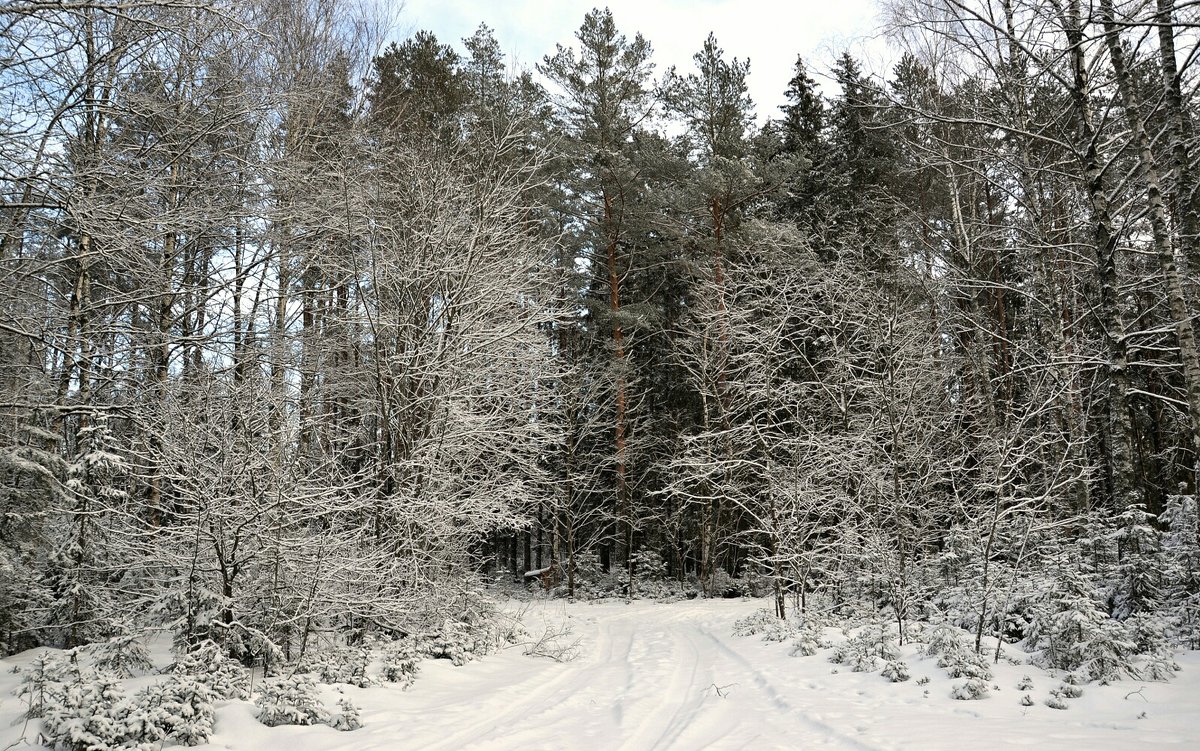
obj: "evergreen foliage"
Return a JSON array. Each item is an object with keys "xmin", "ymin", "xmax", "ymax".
[{"xmin": 254, "ymin": 676, "xmax": 328, "ymax": 727}]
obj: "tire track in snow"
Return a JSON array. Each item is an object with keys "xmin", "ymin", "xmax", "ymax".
[
  {"xmin": 619, "ymin": 619, "xmax": 715, "ymax": 751},
  {"xmin": 425, "ymin": 609, "xmax": 638, "ymax": 751},
  {"xmin": 697, "ymin": 624, "xmax": 884, "ymax": 751}
]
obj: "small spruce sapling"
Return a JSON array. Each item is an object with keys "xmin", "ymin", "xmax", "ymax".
[
  {"xmin": 1162, "ymin": 491, "xmax": 1200, "ymax": 648},
  {"xmin": 950, "ymin": 677, "xmax": 989, "ymax": 700},
  {"xmin": 174, "ymin": 640, "xmax": 250, "ymax": 700},
  {"xmin": 89, "ymin": 630, "xmax": 154, "ymax": 678},
  {"xmin": 881, "ymin": 660, "xmax": 910, "ymax": 682},
  {"xmin": 255, "ymin": 675, "xmax": 328, "ymax": 727},
  {"xmin": 1110, "ymin": 505, "xmax": 1163, "ymax": 620},
  {"xmin": 381, "ymin": 638, "xmax": 421, "ymax": 688},
  {"xmin": 134, "ymin": 674, "xmax": 215, "ymax": 746},
  {"xmin": 333, "ymin": 698, "xmax": 362, "ymax": 731}
]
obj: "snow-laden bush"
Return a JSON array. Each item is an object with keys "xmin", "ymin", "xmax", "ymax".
[
  {"xmin": 33, "ymin": 654, "xmax": 216, "ymax": 750},
  {"xmin": 89, "ymin": 632, "xmax": 154, "ymax": 678},
  {"xmin": 173, "ymin": 640, "xmax": 250, "ymax": 700},
  {"xmin": 919, "ymin": 623, "xmax": 963, "ymax": 658},
  {"xmin": 950, "ymin": 677, "xmax": 989, "ymax": 700},
  {"xmin": 303, "ymin": 646, "xmax": 372, "ymax": 687},
  {"xmin": 1109, "ymin": 505, "xmax": 1164, "ymax": 620},
  {"xmin": 920, "ymin": 624, "xmax": 993, "ymax": 681},
  {"xmin": 333, "ymin": 698, "xmax": 362, "ymax": 731},
  {"xmin": 133, "ymin": 673, "xmax": 214, "ymax": 746},
  {"xmin": 255, "ymin": 675, "xmax": 327, "ymax": 727},
  {"xmin": 621, "ymin": 550, "xmax": 668, "ymax": 595},
  {"xmin": 830, "ymin": 645, "xmax": 878, "ymax": 673},
  {"xmin": 733, "ymin": 608, "xmax": 796, "ymax": 642},
  {"xmin": 411, "ymin": 597, "xmax": 518, "ymax": 667},
  {"xmin": 881, "ymin": 659, "xmax": 910, "ymax": 682},
  {"xmin": 570, "ymin": 553, "xmax": 623, "ymax": 597},
  {"xmin": 1125, "ymin": 613, "xmax": 1179, "ymax": 681},
  {"xmin": 1030, "ymin": 564, "xmax": 1127, "ymax": 679},
  {"xmin": 829, "ymin": 626, "xmax": 899, "ymax": 673},
  {"xmin": 16, "ymin": 651, "xmax": 75, "ymax": 719},
  {"xmin": 733, "ymin": 608, "xmax": 776, "ymax": 637},
  {"xmin": 1077, "ymin": 620, "xmax": 1138, "ymax": 684},
  {"xmin": 788, "ymin": 616, "xmax": 829, "ymax": 657},
  {"xmin": 380, "ymin": 638, "xmax": 421, "ymax": 688},
  {"xmin": 937, "ymin": 646, "xmax": 992, "ymax": 681},
  {"xmin": 423, "ymin": 619, "xmax": 491, "ymax": 666},
  {"xmin": 1162, "ymin": 492, "xmax": 1200, "ymax": 648},
  {"xmin": 41, "ymin": 673, "xmax": 138, "ymax": 751},
  {"xmin": 708, "ymin": 569, "xmax": 746, "ymax": 598},
  {"xmin": 1057, "ymin": 682, "xmax": 1084, "ymax": 699},
  {"xmin": 1026, "ymin": 560, "xmax": 1172, "ymax": 683}
]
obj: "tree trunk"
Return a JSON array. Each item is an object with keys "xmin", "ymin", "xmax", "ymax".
[
  {"xmin": 1063, "ymin": 0, "xmax": 1140, "ymax": 509},
  {"xmin": 1101, "ymin": 0, "xmax": 1200, "ymax": 499}
]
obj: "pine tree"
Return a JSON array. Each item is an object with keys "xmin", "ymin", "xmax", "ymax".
[{"xmin": 539, "ymin": 8, "xmax": 658, "ymax": 587}]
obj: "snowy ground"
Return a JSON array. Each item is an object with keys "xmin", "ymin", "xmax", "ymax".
[{"xmin": 3, "ymin": 598, "xmax": 1199, "ymax": 750}]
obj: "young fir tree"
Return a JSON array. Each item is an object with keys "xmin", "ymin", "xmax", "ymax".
[
  {"xmin": 45, "ymin": 415, "xmax": 127, "ymax": 647},
  {"xmin": 1109, "ymin": 504, "xmax": 1164, "ymax": 620},
  {"xmin": 1162, "ymin": 491, "xmax": 1200, "ymax": 645}
]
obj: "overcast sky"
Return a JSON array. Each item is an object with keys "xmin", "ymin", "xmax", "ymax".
[{"xmin": 391, "ymin": 0, "xmax": 890, "ymax": 122}]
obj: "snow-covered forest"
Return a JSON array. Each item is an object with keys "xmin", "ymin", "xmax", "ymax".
[{"xmin": 2, "ymin": 0, "xmax": 1200, "ymax": 748}]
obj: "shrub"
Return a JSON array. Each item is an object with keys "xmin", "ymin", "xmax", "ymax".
[
  {"xmin": 90, "ymin": 632, "xmax": 154, "ymax": 678},
  {"xmin": 881, "ymin": 660, "xmax": 910, "ymax": 682},
  {"xmin": 333, "ymin": 698, "xmax": 362, "ymax": 731},
  {"xmin": 24, "ymin": 650, "xmax": 218, "ymax": 749},
  {"xmin": 1057, "ymin": 682, "xmax": 1083, "ymax": 699},
  {"xmin": 923, "ymin": 626, "xmax": 993, "ymax": 681},
  {"xmin": 1077, "ymin": 620, "xmax": 1137, "ymax": 684},
  {"xmin": 789, "ymin": 617, "xmax": 829, "ymax": 657},
  {"xmin": 733, "ymin": 609, "xmax": 779, "ymax": 638},
  {"xmin": 920, "ymin": 623, "xmax": 964, "ymax": 658},
  {"xmin": 133, "ymin": 674, "xmax": 215, "ymax": 747},
  {"xmin": 380, "ymin": 638, "xmax": 421, "ymax": 688},
  {"xmin": 173, "ymin": 640, "xmax": 250, "ymax": 700},
  {"xmin": 950, "ymin": 677, "xmax": 989, "ymax": 700},
  {"xmin": 16, "ymin": 651, "xmax": 75, "ymax": 719},
  {"xmin": 41, "ymin": 674, "xmax": 137, "ymax": 751},
  {"xmin": 1030, "ymin": 564, "xmax": 1139, "ymax": 682},
  {"xmin": 734, "ymin": 608, "xmax": 797, "ymax": 643},
  {"xmin": 254, "ymin": 675, "xmax": 327, "ymax": 727},
  {"xmin": 420, "ymin": 613, "xmax": 511, "ymax": 666},
  {"xmin": 303, "ymin": 646, "xmax": 372, "ymax": 687},
  {"xmin": 937, "ymin": 647, "xmax": 992, "ymax": 681},
  {"xmin": 829, "ymin": 626, "xmax": 899, "ymax": 673}
]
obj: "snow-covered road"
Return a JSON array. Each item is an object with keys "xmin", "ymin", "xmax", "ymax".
[
  {"xmin": 404, "ymin": 602, "xmax": 870, "ymax": 751},
  {"xmin": 198, "ymin": 598, "xmax": 1199, "ymax": 751},
  {"xmin": 8, "ymin": 599, "xmax": 1191, "ymax": 749}
]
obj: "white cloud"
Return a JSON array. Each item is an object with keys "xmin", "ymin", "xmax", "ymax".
[{"xmin": 393, "ymin": 0, "xmax": 894, "ymax": 122}]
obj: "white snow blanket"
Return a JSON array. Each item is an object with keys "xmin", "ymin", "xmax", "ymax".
[{"xmin": 2, "ymin": 598, "xmax": 1197, "ymax": 749}]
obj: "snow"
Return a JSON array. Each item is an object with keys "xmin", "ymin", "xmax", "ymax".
[{"xmin": 3, "ymin": 598, "xmax": 1198, "ymax": 750}]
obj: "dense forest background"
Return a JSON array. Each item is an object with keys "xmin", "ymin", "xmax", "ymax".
[{"xmin": 2, "ymin": 0, "xmax": 1200, "ymax": 669}]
